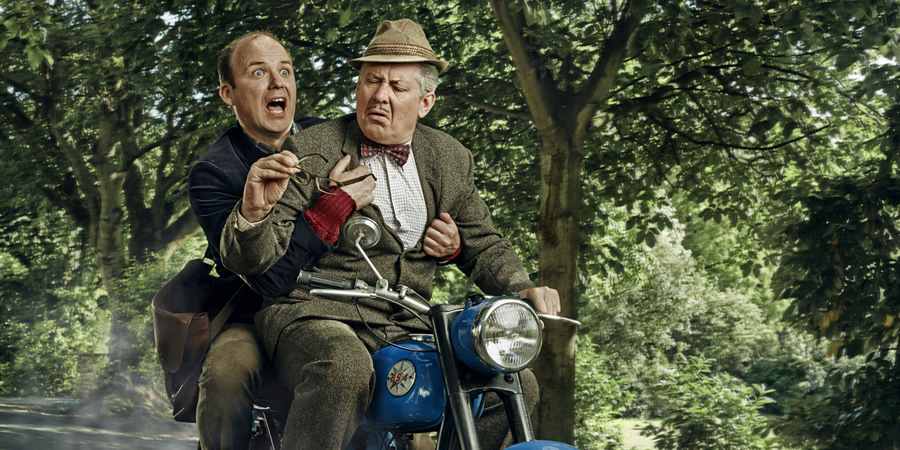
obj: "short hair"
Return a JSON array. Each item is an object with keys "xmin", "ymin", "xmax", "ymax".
[
  {"xmin": 415, "ymin": 63, "xmax": 439, "ymax": 97},
  {"xmin": 358, "ymin": 62, "xmax": 440, "ymax": 98},
  {"xmin": 217, "ymin": 31, "xmax": 282, "ymax": 87}
]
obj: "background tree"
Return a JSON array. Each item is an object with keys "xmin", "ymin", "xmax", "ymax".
[
  {"xmin": 0, "ymin": 0, "xmax": 233, "ymax": 408},
  {"xmin": 772, "ymin": 86, "xmax": 900, "ymax": 446},
  {"xmin": 428, "ymin": 0, "xmax": 899, "ymax": 441},
  {"xmin": 3, "ymin": 0, "xmax": 900, "ymax": 445}
]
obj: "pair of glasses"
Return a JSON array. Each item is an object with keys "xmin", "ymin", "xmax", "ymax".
[{"xmin": 290, "ymin": 153, "xmax": 376, "ymax": 195}]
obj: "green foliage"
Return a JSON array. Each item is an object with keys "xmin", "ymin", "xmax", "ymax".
[
  {"xmin": 574, "ymin": 335, "xmax": 630, "ymax": 450},
  {"xmin": 581, "ymin": 213, "xmax": 778, "ymax": 414},
  {"xmin": 0, "ymin": 202, "xmax": 206, "ymax": 398},
  {"xmin": 772, "ymin": 168, "xmax": 900, "ymax": 446},
  {"xmin": 641, "ymin": 355, "xmax": 775, "ymax": 450},
  {"xmin": 0, "ymin": 196, "xmax": 105, "ymax": 396},
  {"xmin": 775, "ymin": 173, "xmax": 900, "ymax": 357},
  {"xmin": 114, "ymin": 235, "xmax": 210, "ymax": 399},
  {"xmin": 0, "ymin": 284, "xmax": 108, "ymax": 397},
  {"xmin": 741, "ymin": 328, "xmax": 862, "ymax": 415},
  {"xmin": 773, "ymin": 347, "xmax": 900, "ymax": 449}
]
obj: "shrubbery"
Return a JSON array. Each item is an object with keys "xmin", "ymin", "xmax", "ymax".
[
  {"xmin": 641, "ymin": 355, "xmax": 774, "ymax": 449},
  {"xmin": 0, "ymin": 285, "xmax": 108, "ymax": 396},
  {"xmin": 574, "ymin": 335, "xmax": 631, "ymax": 449}
]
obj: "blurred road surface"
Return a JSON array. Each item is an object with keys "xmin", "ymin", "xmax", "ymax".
[{"xmin": 0, "ymin": 397, "xmax": 197, "ymax": 449}]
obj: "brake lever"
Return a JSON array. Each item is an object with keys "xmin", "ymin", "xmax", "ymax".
[
  {"xmin": 309, "ymin": 288, "xmax": 375, "ymax": 299},
  {"xmin": 537, "ymin": 314, "xmax": 582, "ymax": 327}
]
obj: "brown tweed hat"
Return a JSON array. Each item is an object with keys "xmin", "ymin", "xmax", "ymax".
[{"xmin": 349, "ymin": 19, "xmax": 449, "ymax": 72}]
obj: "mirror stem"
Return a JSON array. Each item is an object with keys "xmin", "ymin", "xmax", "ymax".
[{"xmin": 355, "ymin": 234, "xmax": 384, "ymax": 281}]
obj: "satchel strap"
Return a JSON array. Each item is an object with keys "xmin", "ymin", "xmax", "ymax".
[{"xmin": 208, "ymin": 283, "xmax": 247, "ymax": 338}]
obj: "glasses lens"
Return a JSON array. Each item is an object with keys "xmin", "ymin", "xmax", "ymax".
[{"xmin": 294, "ymin": 170, "xmax": 312, "ymax": 184}]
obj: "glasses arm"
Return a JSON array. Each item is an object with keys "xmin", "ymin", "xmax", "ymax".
[
  {"xmin": 331, "ymin": 172, "xmax": 377, "ymax": 188},
  {"xmin": 297, "ymin": 153, "xmax": 329, "ymax": 165}
]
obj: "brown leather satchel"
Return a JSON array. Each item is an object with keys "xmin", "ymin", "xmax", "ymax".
[{"xmin": 151, "ymin": 258, "xmax": 246, "ymax": 423}]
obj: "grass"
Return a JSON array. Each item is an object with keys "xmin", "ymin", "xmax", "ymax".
[{"xmin": 617, "ymin": 418, "xmax": 658, "ymax": 449}]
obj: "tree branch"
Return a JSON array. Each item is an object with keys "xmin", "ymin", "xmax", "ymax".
[
  {"xmin": 647, "ymin": 110, "xmax": 831, "ymax": 153},
  {"xmin": 43, "ymin": 65, "xmax": 101, "ymax": 242},
  {"xmin": 0, "ymin": 72, "xmax": 43, "ymax": 101},
  {"xmin": 155, "ymin": 207, "xmax": 201, "ymax": 258},
  {"xmin": 573, "ymin": 8, "xmax": 643, "ymax": 135},
  {"xmin": 440, "ymin": 90, "xmax": 532, "ymax": 121},
  {"xmin": 41, "ymin": 171, "xmax": 93, "ymax": 231},
  {"xmin": 593, "ymin": 68, "xmax": 707, "ymax": 127},
  {"xmin": 489, "ymin": 0, "xmax": 562, "ymax": 132},
  {"xmin": 0, "ymin": 90, "xmax": 35, "ymax": 129}
]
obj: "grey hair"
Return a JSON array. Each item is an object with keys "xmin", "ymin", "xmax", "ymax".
[
  {"xmin": 358, "ymin": 62, "xmax": 440, "ymax": 98},
  {"xmin": 415, "ymin": 63, "xmax": 439, "ymax": 97}
]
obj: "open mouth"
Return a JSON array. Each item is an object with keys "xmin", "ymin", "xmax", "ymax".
[
  {"xmin": 368, "ymin": 107, "xmax": 389, "ymax": 121},
  {"xmin": 266, "ymin": 98, "xmax": 286, "ymax": 114}
]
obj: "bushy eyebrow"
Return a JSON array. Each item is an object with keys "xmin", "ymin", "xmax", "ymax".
[{"xmin": 365, "ymin": 72, "xmax": 409, "ymax": 88}]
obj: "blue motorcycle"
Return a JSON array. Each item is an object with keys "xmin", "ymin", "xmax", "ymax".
[{"xmin": 249, "ymin": 217, "xmax": 580, "ymax": 450}]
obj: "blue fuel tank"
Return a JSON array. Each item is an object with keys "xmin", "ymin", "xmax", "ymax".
[{"xmin": 363, "ymin": 336, "xmax": 446, "ymax": 432}]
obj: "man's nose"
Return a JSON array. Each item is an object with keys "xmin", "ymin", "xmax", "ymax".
[
  {"xmin": 269, "ymin": 72, "xmax": 285, "ymax": 88},
  {"xmin": 373, "ymin": 82, "xmax": 390, "ymax": 102}
]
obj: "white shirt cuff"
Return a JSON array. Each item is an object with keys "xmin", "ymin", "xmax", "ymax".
[{"xmin": 235, "ymin": 211, "xmax": 266, "ymax": 231}]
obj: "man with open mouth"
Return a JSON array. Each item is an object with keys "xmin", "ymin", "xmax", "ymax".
[
  {"xmin": 219, "ymin": 19, "xmax": 560, "ymax": 449},
  {"xmin": 185, "ymin": 31, "xmax": 461, "ymax": 449}
]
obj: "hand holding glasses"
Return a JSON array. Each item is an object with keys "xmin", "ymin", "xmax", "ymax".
[{"xmin": 290, "ymin": 153, "xmax": 376, "ymax": 195}]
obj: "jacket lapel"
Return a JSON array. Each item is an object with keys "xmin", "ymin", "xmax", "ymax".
[
  {"xmin": 342, "ymin": 117, "xmax": 363, "ymax": 164},
  {"xmin": 412, "ymin": 125, "xmax": 438, "ymax": 223}
]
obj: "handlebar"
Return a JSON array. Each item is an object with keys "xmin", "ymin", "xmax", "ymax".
[
  {"xmin": 537, "ymin": 314, "xmax": 582, "ymax": 327},
  {"xmin": 296, "ymin": 270, "xmax": 358, "ymax": 290},
  {"xmin": 296, "ymin": 271, "xmax": 581, "ymax": 326},
  {"xmin": 296, "ymin": 270, "xmax": 432, "ymax": 316}
]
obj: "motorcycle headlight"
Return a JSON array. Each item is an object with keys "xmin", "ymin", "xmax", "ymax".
[{"xmin": 451, "ymin": 296, "xmax": 542, "ymax": 374}]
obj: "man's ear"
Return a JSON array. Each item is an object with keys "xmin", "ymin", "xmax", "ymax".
[
  {"xmin": 418, "ymin": 91, "xmax": 435, "ymax": 118},
  {"xmin": 219, "ymin": 83, "xmax": 234, "ymax": 106}
]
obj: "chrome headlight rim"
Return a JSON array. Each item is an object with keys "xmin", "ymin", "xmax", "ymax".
[{"xmin": 471, "ymin": 298, "xmax": 542, "ymax": 373}]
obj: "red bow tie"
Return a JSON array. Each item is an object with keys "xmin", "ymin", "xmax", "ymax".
[{"xmin": 360, "ymin": 137, "xmax": 411, "ymax": 167}]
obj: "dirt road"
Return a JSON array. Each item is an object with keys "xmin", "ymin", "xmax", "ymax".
[{"xmin": 0, "ymin": 397, "xmax": 197, "ymax": 449}]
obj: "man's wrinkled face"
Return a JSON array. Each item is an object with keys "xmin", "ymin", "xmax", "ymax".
[
  {"xmin": 219, "ymin": 35, "xmax": 296, "ymax": 146},
  {"xmin": 355, "ymin": 63, "xmax": 434, "ymax": 145}
]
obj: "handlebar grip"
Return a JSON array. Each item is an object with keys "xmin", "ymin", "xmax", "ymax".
[{"xmin": 297, "ymin": 270, "xmax": 356, "ymax": 290}]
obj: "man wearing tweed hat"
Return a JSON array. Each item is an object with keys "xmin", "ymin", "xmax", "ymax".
[
  {"xmin": 190, "ymin": 30, "xmax": 460, "ymax": 449},
  {"xmin": 220, "ymin": 19, "xmax": 559, "ymax": 449}
]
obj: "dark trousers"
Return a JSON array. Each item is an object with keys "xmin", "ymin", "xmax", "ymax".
[{"xmin": 273, "ymin": 319, "xmax": 539, "ymax": 450}]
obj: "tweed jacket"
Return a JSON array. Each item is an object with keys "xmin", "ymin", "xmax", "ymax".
[
  {"xmin": 188, "ymin": 118, "xmax": 330, "ymax": 299},
  {"xmin": 220, "ymin": 114, "xmax": 534, "ymax": 359}
]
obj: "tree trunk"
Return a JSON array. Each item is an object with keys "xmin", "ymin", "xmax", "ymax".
[
  {"xmin": 58, "ymin": 107, "xmax": 167, "ymax": 414},
  {"xmin": 533, "ymin": 129, "xmax": 583, "ymax": 443}
]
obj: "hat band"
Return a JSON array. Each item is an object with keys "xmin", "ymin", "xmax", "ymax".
[{"xmin": 364, "ymin": 43, "xmax": 436, "ymax": 60}]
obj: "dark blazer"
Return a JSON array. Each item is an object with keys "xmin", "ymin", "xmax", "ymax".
[
  {"xmin": 188, "ymin": 118, "xmax": 331, "ymax": 302},
  {"xmin": 220, "ymin": 115, "xmax": 534, "ymax": 358}
]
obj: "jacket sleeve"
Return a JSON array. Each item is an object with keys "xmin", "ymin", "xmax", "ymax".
[
  {"xmin": 445, "ymin": 147, "xmax": 534, "ymax": 295},
  {"xmin": 188, "ymin": 159, "xmax": 334, "ymax": 297},
  {"xmin": 218, "ymin": 167, "xmax": 321, "ymax": 282}
]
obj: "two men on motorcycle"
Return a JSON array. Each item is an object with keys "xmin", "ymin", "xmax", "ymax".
[
  {"xmin": 202, "ymin": 18, "xmax": 560, "ymax": 449},
  {"xmin": 188, "ymin": 28, "xmax": 463, "ymax": 449}
]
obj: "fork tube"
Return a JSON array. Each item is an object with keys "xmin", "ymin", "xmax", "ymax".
[
  {"xmin": 501, "ymin": 385, "xmax": 535, "ymax": 443},
  {"xmin": 431, "ymin": 305, "xmax": 480, "ymax": 450}
]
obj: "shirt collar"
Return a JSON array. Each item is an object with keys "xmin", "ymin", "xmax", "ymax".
[{"xmin": 242, "ymin": 122, "xmax": 300, "ymax": 155}]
